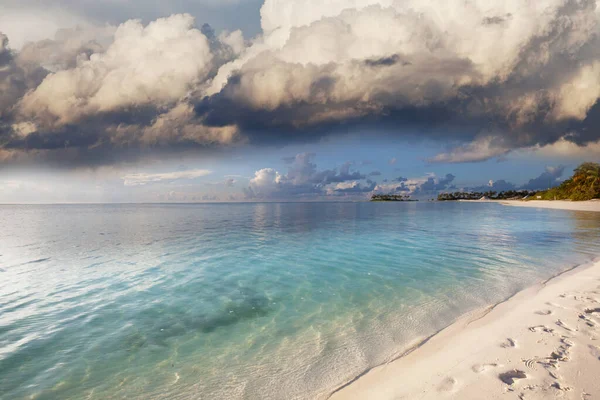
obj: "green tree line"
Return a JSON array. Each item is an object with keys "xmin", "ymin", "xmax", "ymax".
[{"xmin": 535, "ymin": 162, "xmax": 600, "ymax": 201}]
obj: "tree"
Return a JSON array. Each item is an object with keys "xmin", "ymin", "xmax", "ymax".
[{"xmin": 536, "ymin": 162, "xmax": 600, "ymax": 201}]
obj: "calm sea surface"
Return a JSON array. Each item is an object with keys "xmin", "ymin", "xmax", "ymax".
[{"xmin": 1, "ymin": 202, "xmax": 600, "ymax": 399}]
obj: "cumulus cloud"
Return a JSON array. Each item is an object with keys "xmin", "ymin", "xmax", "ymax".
[
  {"xmin": 429, "ymin": 136, "xmax": 513, "ymax": 163},
  {"xmin": 20, "ymin": 15, "xmax": 213, "ymax": 126},
  {"xmin": 121, "ymin": 168, "xmax": 212, "ymax": 186},
  {"xmin": 521, "ymin": 165, "xmax": 566, "ymax": 190},
  {"xmin": 327, "ymin": 180, "xmax": 377, "ymax": 194},
  {"xmin": 469, "ymin": 179, "xmax": 517, "ymax": 193},
  {"xmin": 526, "ymin": 137, "xmax": 600, "ymax": 159},
  {"xmin": 2, "ymin": 0, "xmax": 600, "ymax": 166},
  {"xmin": 243, "ymin": 153, "xmax": 373, "ymax": 199},
  {"xmin": 0, "ymin": 14, "xmax": 243, "ymax": 166},
  {"xmin": 201, "ymin": 0, "xmax": 600, "ymax": 159},
  {"xmin": 372, "ymin": 173, "xmax": 456, "ymax": 197}
]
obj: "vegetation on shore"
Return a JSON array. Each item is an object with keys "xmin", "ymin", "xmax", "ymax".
[
  {"xmin": 437, "ymin": 190, "xmax": 535, "ymax": 201},
  {"xmin": 436, "ymin": 162, "xmax": 600, "ymax": 202},
  {"xmin": 371, "ymin": 194, "xmax": 417, "ymax": 202},
  {"xmin": 534, "ymin": 162, "xmax": 600, "ymax": 201}
]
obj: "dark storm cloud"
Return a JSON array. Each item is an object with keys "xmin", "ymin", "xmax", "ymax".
[{"xmin": 2, "ymin": 0, "xmax": 600, "ymax": 167}]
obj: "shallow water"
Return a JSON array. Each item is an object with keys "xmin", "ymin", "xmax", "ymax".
[{"xmin": 1, "ymin": 202, "xmax": 599, "ymax": 399}]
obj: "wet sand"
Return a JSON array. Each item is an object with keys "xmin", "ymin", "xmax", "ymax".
[{"xmin": 330, "ymin": 259, "xmax": 600, "ymax": 400}]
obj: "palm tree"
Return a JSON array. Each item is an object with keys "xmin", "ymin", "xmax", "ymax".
[{"xmin": 573, "ymin": 162, "xmax": 600, "ymax": 198}]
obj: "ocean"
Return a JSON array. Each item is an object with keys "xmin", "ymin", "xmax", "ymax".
[{"xmin": 1, "ymin": 202, "xmax": 599, "ymax": 399}]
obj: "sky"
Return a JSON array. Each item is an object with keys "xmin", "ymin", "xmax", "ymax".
[{"xmin": 0, "ymin": 0, "xmax": 599, "ymax": 203}]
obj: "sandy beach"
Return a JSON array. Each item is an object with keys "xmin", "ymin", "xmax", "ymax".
[
  {"xmin": 330, "ymin": 258, "xmax": 600, "ymax": 400},
  {"xmin": 501, "ymin": 200, "xmax": 600, "ymax": 213}
]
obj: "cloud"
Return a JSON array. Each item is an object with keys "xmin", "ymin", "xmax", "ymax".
[
  {"xmin": 202, "ymin": 0, "xmax": 600, "ymax": 159},
  {"xmin": 373, "ymin": 173, "xmax": 455, "ymax": 196},
  {"xmin": 0, "ymin": 0, "xmax": 262, "ymax": 49},
  {"xmin": 206, "ymin": 177, "xmax": 237, "ymax": 187},
  {"xmin": 328, "ymin": 180, "xmax": 377, "ymax": 194},
  {"xmin": 225, "ymin": 178, "xmax": 236, "ymax": 187},
  {"xmin": 469, "ymin": 179, "xmax": 517, "ymax": 193},
  {"xmin": 2, "ymin": 0, "xmax": 600, "ymax": 166},
  {"xmin": 243, "ymin": 153, "xmax": 372, "ymax": 199},
  {"xmin": 462, "ymin": 165, "xmax": 566, "ymax": 193},
  {"xmin": 121, "ymin": 168, "xmax": 212, "ymax": 186},
  {"xmin": 0, "ymin": 15, "xmax": 243, "ymax": 166},
  {"xmin": 520, "ymin": 165, "xmax": 566, "ymax": 190},
  {"xmin": 525, "ymin": 137, "xmax": 600, "ymax": 159},
  {"xmin": 429, "ymin": 136, "xmax": 512, "ymax": 163},
  {"xmin": 20, "ymin": 15, "xmax": 213, "ymax": 126},
  {"xmin": 0, "ymin": 5, "xmax": 91, "ymax": 49},
  {"xmin": 417, "ymin": 174, "xmax": 456, "ymax": 193}
]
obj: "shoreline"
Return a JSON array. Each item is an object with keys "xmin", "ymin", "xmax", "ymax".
[
  {"xmin": 500, "ymin": 200, "xmax": 600, "ymax": 212},
  {"xmin": 329, "ymin": 257, "xmax": 600, "ymax": 400}
]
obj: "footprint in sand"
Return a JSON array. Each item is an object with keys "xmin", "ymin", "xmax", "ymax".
[
  {"xmin": 581, "ymin": 298, "xmax": 599, "ymax": 306},
  {"xmin": 472, "ymin": 363, "xmax": 498, "ymax": 373},
  {"xmin": 521, "ymin": 358, "xmax": 538, "ymax": 371},
  {"xmin": 550, "ymin": 381, "xmax": 571, "ymax": 392},
  {"xmin": 556, "ymin": 320, "xmax": 575, "ymax": 332},
  {"xmin": 529, "ymin": 325, "xmax": 554, "ymax": 334},
  {"xmin": 589, "ymin": 345, "xmax": 600, "ymax": 360},
  {"xmin": 579, "ymin": 314, "xmax": 596, "ymax": 328},
  {"xmin": 499, "ymin": 370, "xmax": 527, "ymax": 385},
  {"xmin": 501, "ymin": 338, "xmax": 516, "ymax": 348},
  {"xmin": 437, "ymin": 377, "xmax": 457, "ymax": 392},
  {"xmin": 535, "ymin": 310, "xmax": 553, "ymax": 316}
]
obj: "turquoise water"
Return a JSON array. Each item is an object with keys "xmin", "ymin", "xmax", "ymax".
[{"xmin": 1, "ymin": 202, "xmax": 600, "ymax": 399}]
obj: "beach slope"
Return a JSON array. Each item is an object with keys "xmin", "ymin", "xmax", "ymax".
[
  {"xmin": 330, "ymin": 260, "xmax": 600, "ymax": 400},
  {"xmin": 501, "ymin": 200, "xmax": 600, "ymax": 212}
]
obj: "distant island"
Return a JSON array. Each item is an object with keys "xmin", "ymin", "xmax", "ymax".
[
  {"xmin": 371, "ymin": 194, "xmax": 418, "ymax": 202},
  {"xmin": 437, "ymin": 190, "xmax": 535, "ymax": 201},
  {"xmin": 438, "ymin": 162, "xmax": 600, "ymax": 202}
]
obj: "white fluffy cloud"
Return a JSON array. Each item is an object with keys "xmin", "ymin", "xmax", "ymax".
[
  {"xmin": 247, "ymin": 168, "xmax": 285, "ymax": 196},
  {"xmin": 244, "ymin": 153, "xmax": 373, "ymax": 199},
  {"xmin": 213, "ymin": 0, "xmax": 597, "ymax": 108},
  {"xmin": 429, "ymin": 136, "xmax": 513, "ymax": 163},
  {"xmin": 20, "ymin": 14, "xmax": 213, "ymax": 126}
]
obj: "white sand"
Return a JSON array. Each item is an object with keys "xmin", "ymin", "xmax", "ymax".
[
  {"xmin": 501, "ymin": 200, "xmax": 600, "ymax": 212},
  {"xmin": 330, "ymin": 259, "xmax": 600, "ymax": 400}
]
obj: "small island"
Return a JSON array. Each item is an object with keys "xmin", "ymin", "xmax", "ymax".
[
  {"xmin": 371, "ymin": 194, "xmax": 418, "ymax": 202},
  {"xmin": 437, "ymin": 190, "xmax": 535, "ymax": 201}
]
